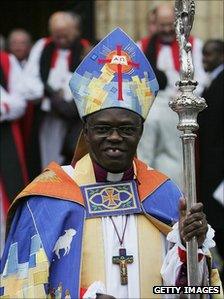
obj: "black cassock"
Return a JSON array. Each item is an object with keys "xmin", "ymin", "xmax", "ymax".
[{"xmin": 198, "ymin": 69, "xmax": 224, "ymax": 260}]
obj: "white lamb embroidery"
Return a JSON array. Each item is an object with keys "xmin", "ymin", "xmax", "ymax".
[{"xmin": 53, "ymin": 228, "xmax": 77, "ymax": 259}]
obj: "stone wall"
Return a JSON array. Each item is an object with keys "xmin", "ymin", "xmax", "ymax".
[{"xmin": 95, "ymin": 0, "xmax": 223, "ymax": 41}]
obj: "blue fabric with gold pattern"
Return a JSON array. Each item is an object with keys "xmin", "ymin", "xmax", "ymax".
[
  {"xmin": 0, "ymin": 180, "xmax": 181, "ymax": 298},
  {"xmin": 82, "ymin": 181, "xmax": 142, "ymax": 218},
  {"xmin": 69, "ymin": 27, "xmax": 159, "ymax": 119},
  {"xmin": 0, "ymin": 197, "xmax": 85, "ymax": 298}
]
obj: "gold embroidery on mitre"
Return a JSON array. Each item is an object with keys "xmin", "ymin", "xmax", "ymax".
[
  {"xmin": 131, "ymin": 72, "xmax": 154, "ymax": 119},
  {"xmin": 85, "ymin": 65, "xmax": 114, "ymax": 115}
]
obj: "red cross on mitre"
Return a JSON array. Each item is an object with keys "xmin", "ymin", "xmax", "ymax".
[{"xmin": 98, "ymin": 45, "xmax": 139, "ymax": 100}]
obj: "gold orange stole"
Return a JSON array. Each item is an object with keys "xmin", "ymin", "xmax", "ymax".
[{"xmin": 72, "ymin": 154, "xmax": 171, "ymax": 298}]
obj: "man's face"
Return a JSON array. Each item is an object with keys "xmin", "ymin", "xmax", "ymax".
[
  {"xmin": 84, "ymin": 108, "xmax": 143, "ymax": 173},
  {"xmin": 9, "ymin": 32, "xmax": 31, "ymax": 61},
  {"xmin": 156, "ymin": 10, "xmax": 175, "ymax": 43},
  {"xmin": 202, "ymin": 43, "xmax": 223, "ymax": 72},
  {"xmin": 51, "ymin": 22, "xmax": 80, "ymax": 49}
]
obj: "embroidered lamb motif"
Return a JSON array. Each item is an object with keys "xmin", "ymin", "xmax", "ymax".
[{"xmin": 53, "ymin": 229, "xmax": 77, "ymax": 259}]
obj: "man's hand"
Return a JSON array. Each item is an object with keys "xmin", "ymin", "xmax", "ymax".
[{"xmin": 179, "ymin": 198, "xmax": 208, "ymax": 247}]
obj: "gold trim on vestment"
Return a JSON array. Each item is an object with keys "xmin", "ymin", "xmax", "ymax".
[
  {"xmin": 73, "ymin": 154, "xmax": 95, "ymax": 186},
  {"xmin": 137, "ymin": 215, "xmax": 164, "ymax": 298},
  {"xmin": 72, "ymin": 154, "xmax": 107, "ymax": 288},
  {"xmin": 81, "ymin": 218, "xmax": 106, "ymax": 288}
]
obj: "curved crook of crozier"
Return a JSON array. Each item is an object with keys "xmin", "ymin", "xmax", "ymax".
[{"xmin": 175, "ymin": 0, "xmax": 195, "ymax": 82}]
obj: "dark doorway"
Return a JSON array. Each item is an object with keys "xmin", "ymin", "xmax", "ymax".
[{"xmin": 1, "ymin": 0, "xmax": 95, "ymax": 43}]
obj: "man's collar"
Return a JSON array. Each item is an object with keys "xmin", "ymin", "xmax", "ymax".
[{"xmin": 92, "ymin": 160, "xmax": 134, "ymax": 182}]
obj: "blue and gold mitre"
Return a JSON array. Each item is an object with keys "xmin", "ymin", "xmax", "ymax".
[{"xmin": 69, "ymin": 28, "xmax": 159, "ymax": 119}]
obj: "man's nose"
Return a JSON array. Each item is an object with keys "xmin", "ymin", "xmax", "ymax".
[{"xmin": 106, "ymin": 129, "xmax": 123, "ymax": 142}]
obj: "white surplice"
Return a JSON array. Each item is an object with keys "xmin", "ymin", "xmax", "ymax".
[{"xmin": 0, "ymin": 54, "xmax": 26, "ymax": 122}]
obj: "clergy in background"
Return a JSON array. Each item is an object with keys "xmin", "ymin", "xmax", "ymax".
[
  {"xmin": 0, "ymin": 51, "xmax": 28, "ymax": 255},
  {"xmin": 0, "ymin": 29, "xmax": 222, "ymax": 299},
  {"xmin": 7, "ymin": 28, "xmax": 35, "ymax": 156},
  {"xmin": 19, "ymin": 11, "xmax": 91, "ymax": 179},
  {"xmin": 138, "ymin": 3, "xmax": 207, "ymax": 190}
]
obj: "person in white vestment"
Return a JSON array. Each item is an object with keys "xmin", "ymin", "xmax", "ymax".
[
  {"xmin": 19, "ymin": 11, "xmax": 90, "ymax": 174},
  {"xmin": 0, "ymin": 51, "xmax": 27, "ymax": 256},
  {"xmin": 137, "ymin": 3, "xmax": 207, "ymax": 190},
  {"xmin": 0, "ymin": 54, "xmax": 26, "ymax": 122}
]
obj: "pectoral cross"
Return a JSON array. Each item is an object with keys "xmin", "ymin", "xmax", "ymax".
[{"xmin": 112, "ymin": 248, "xmax": 134, "ymax": 285}]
